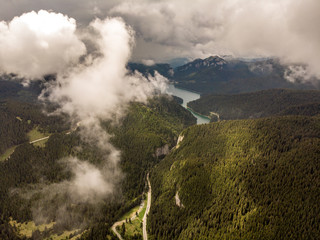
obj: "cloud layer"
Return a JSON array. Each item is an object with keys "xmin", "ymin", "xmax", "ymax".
[
  {"xmin": 110, "ymin": 0, "xmax": 320, "ymax": 78},
  {"xmin": 0, "ymin": 10, "xmax": 86, "ymax": 79},
  {"xmin": 1, "ymin": 0, "xmax": 319, "ymax": 80},
  {"xmin": 38, "ymin": 16, "xmax": 168, "ymax": 206},
  {"xmin": 45, "ymin": 17, "xmax": 167, "ymax": 126}
]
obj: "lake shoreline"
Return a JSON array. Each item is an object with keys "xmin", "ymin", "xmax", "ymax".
[
  {"xmin": 169, "ymin": 83, "xmax": 202, "ymax": 95},
  {"xmin": 168, "ymin": 84, "xmax": 210, "ymax": 124},
  {"xmin": 186, "ymin": 106, "xmax": 211, "ymax": 122}
]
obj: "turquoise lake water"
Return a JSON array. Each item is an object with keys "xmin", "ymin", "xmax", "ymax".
[{"xmin": 168, "ymin": 84, "xmax": 210, "ymax": 124}]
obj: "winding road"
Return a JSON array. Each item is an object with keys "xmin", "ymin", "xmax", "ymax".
[
  {"xmin": 111, "ymin": 203, "xmax": 144, "ymax": 240},
  {"xmin": 112, "ymin": 174, "xmax": 152, "ymax": 240},
  {"xmin": 111, "ymin": 220, "xmax": 125, "ymax": 240},
  {"xmin": 143, "ymin": 174, "xmax": 152, "ymax": 240}
]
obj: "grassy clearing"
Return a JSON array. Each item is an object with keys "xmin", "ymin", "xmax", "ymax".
[
  {"xmin": 28, "ymin": 127, "xmax": 48, "ymax": 142},
  {"xmin": 9, "ymin": 219, "xmax": 81, "ymax": 239},
  {"xmin": 28, "ymin": 126, "xmax": 50, "ymax": 147},
  {"xmin": 9, "ymin": 219, "xmax": 55, "ymax": 238},
  {"xmin": 124, "ymin": 218, "xmax": 142, "ymax": 238},
  {"xmin": 0, "ymin": 145, "xmax": 17, "ymax": 161},
  {"xmin": 121, "ymin": 193, "xmax": 148, "ymax": 239},
  {"xmin": 46, "ymin": 229, "xmax": 81, "ymax": 240},
  {"xmin": 120, "ymin": 205, "xmax": 141, "ymax": 221},
  {"xmin": 112, "ymin": 194, "xmax": 148, "ymax": 239},
  {"xmin": 138, "ymin": 194, "xmax": 148, "ymax": 221}
]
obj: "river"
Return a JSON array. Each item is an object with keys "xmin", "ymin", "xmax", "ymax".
[{"xmin": 168, "ymin": 84, "xmax": 210, "ymax": 124}]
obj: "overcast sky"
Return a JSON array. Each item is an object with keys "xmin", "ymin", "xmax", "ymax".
[{"xmin": 0, "ymin": 0, "xmax": 320, "ymax": 77}]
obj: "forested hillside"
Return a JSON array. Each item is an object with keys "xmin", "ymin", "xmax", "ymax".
[
  {"xmin": 188, "ymin": 89, "xmax": 320, "ymax": 120},
  {"xmin": 107, "ymin": 96, "xmax": 196, "ymax": 200},
  {"xmin": 0, "ymin": 78, "xmax": 43, "ymax": 102},
  {"xmin": 149, "ymin": 116, "xmax": 320, "ymax": 239},
  {"xmin": 0, "ymin": 96, "xmax": 195, "ymax": 239},
  {"xmin": 0, "ymin": 100, "xmax": 68, "ymax": 156}
]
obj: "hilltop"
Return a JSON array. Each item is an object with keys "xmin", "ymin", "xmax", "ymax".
[
  {"xmin": 149, "ymin": 115, "xmax": 320, "ymax": 239},
  {"xmin": 188, "ymin": 88, "xmax": 320, "ymax": 120}
]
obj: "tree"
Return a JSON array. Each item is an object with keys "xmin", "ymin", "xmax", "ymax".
[{"xmin": 121, "ymin": 223, "xmax": 126, "ymax": 236}]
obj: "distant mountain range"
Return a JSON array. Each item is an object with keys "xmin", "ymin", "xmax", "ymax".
[{"xmin": 129, "ymin": 56, "xmax": 318, "ymax": 94}]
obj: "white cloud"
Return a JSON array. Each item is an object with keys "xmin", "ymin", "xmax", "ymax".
[
  {"xmin": 44, "ymin": 17, "xmax": 167, "ymax": 126},
  {"xmin": 1, "ymin": 1, "xmax": 320, "ymax": 81},
  {"xmin": 67, "ymin": 157, "xmax": 114, "ymax": 202},
  {"xmin": 0, "ymin": 10, "xmax": 86, "ymax": 79},
  {"xmin": 141, "ymin": 59, "xmax": 155, "ymax": 66},
  {"xmin": 39, "ymin": 16, "xmax": 168, "ymax": 201},
  {"xmin": 110, "ymin": 0, "xmax": 320, "ymax": 80}
]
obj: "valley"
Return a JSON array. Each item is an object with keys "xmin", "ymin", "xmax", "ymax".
[
  {"xmin": 168, "ymin": 84, "xmax": 210, "ymax": 124},
  {"xmin": 0, "ymin": 54, "xmax": 320, "ymax": 240},
  {"xmin": 1, "ymin": 2, "xmax": 320, "ymax": 239}
]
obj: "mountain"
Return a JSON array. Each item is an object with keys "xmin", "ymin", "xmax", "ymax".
[
  {"xmin": 172, "ymin": 56, "xmax": 317, "ymax": 94},
  {"xmin": 187, "ymin": 89, "xmax": 320, "ymax": 120},
  {"xmin": 149, "ymin": 115, "xmax": 320, "ymax": 239},
  {"xmin": 127, "ymin": 63, "xmax": 174, "ymax": 79},
  {"xmin": 167, "ymin": 58, "xmax": 190, "ymax": 68},
  {"xmin": 127, "ymin": 56, "xmax": 317, "ymax": 95}
]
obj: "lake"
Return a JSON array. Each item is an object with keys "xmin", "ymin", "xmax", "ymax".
[{"xmin": 168, "ymin": 84, "xmax": 210, "ymax": 124}]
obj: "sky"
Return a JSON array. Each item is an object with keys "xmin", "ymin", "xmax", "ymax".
[{"xmin": 0, "ymin": 0, "xmax": 319, "ymax": 73}]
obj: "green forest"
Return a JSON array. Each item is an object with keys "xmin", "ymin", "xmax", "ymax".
[
  {"xmin": 1, "ymin": 76, "xmax": 320, "ymax": 240},
  {"xmin": 149, "ymin": 115, "xmax": 320, "ymax": 239},
  {"xmin": 0, "ymin": 99, "xmax": 69, "ymax": 156},
  {"xmin": 0, "ymin": 95, "xmax": 195, "ymax": 240},
  {"xmin": 188, "ymin": 89, "xmax": 320, "ymax": 120}
]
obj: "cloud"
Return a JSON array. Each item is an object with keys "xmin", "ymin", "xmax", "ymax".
[
  {"xmin": 0, "ymin": 10, "xmax": 86, "ymax": 79},
  {"xmin": 141, "ymin": 59, "xmax": 155, "ymax": 66},
  {"xmin": 1, "ymin": 1, "xmax": 320, "ymax": 81},
  {"xmin": 1, "ymin": 11, "xmax": 168, "ymax": 227},
  {"xmin": 109, "ymin": 0, "xmax": 320, "ymax": 80},
  {"xmin": 43, "ymin": 17, "xmax": 168, "ymax": 127},
  {"xmin": 17, "ymin": 157, "xmax": 117, "ymax": 227},
  {"xmin": 0, "ymin": 0, "xmax": 119, "ymax": 25},
  {"xmin": 67, "ymin": 157, "xmax": 114, "ymax": 202},
  {"xmin": 284, "ymin": 65, "xmax": 313, "ymax": 84},
  {"xmin": 1, "ymin": 11, "xmax": 168, "ymax": 203},
  {"xmin": 37, "ymin": 16, "xmax": 168, "ymax": 207}
]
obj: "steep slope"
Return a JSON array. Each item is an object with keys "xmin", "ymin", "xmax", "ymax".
[
  {"xmin": 188, "ymin": 89, "xmax": 320, "ymax": 120},
  {"xmin": 108, "ymin": 96, "xmax": 196, "ymax": 199},
  {"xmin": 149, "ymin": 116, "xmax": 320, "ymax": 239}
]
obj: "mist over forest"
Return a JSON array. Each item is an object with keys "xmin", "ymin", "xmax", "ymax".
[{"xmin": 0, "ymin": 1, "xmax": 319, "ymax": 239}]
